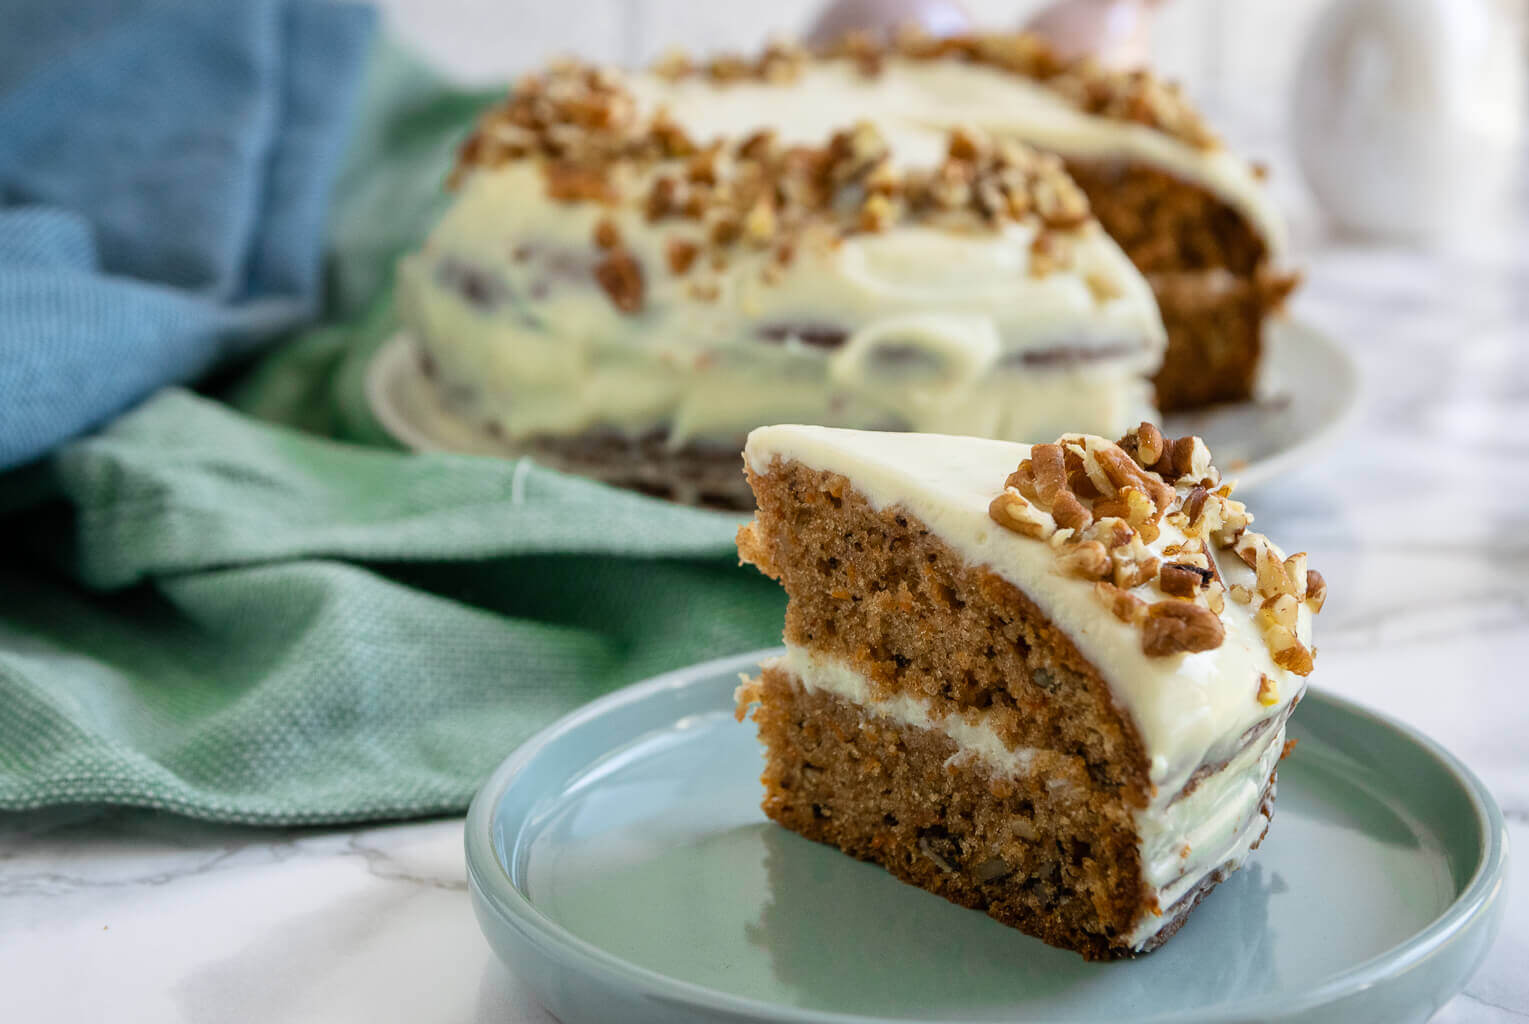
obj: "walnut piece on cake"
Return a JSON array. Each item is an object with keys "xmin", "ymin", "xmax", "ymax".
[{"xmin": 989, "ymin": 423, "xmax": 1321, "ymax": 670}]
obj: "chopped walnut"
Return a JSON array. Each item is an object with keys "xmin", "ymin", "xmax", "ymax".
[
  {"xmin": 993, "ymin": 428, "xmax": 1323, "ymax": 669},
  {"xmin": 1084, "ymin": 516, "xmax": 1134, "ymax": 550},
  {"xmin": 1257, "ymin": 673, "xmax": 1279, "ymax": 707},
  {"xmin": 1253, "ymin": 540, "xmax": 1296, "ymax": 599},
  {"xmin": 593, "ymin": 217, "xmax": 621, "ymax": 249},
  {"xmin": 1264, "ymin": 624, "xmax": 1315, "ymax": 676},
  {"xmin": 1205, "ymin": 580, "xmax": 1226, "ymax": 614},
  {"xmin": 1160, "ymin": 562, "xmax": 1211, "ymax": 597},
  {"xmin": 1133, "ymin": 422, "xmax": 1166, "ymax": 467},
  {"xmin": 1057, "ymin": 540, "xmax": 1111, "ymax": 580},
  {"xmin": 1051, "ymin": 489, "xmax": 1093, "ymax": 531},
  {"xmin": 1166, "ymin": 435, "xmax": 1213, "ymax": 483},
  {"xmin": 1111, "ymin": 551, "xmax": 1160, "ymax": 590},
  {"xmin": 988, "ymin": 488, "xmax": 1054, "ymax": 539},
  {"xmin": 1305, "ymin": 569, "xmax": 1328, "ymax": 612},
  {"xmin": 1261, "ymin": 593, "xmax": 1300, "ymax": 632},
  {"xmin": 1182, "ymin": 485, "xmax": 1209, "ymax": 526},
  {"xmin": 545, "ymin": 162, "xmax": 617, "ymax": 203},
  {"xmin": 1283, "ymin": 552, "xmax": 1309, "ymax": 600},
  {"xmin": 744, "ymin": 197, "xmax": 778, "ymax": 243},
  {"xmin": 665, "ymin": 237, "xmax": 699, "ymax": 274},
  {"xmin": 1143, "ymin": 601, "xmax": 1225, "ymax": 656},
  {"xmin": 859, "ymin": 192, "xmax": 899, "ymax": 232},
  {"xmin": 593, "ymin": 247, "xmax": 644, "ymax": 312}
]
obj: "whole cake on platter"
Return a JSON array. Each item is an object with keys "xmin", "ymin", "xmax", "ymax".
[
  {"xmin": 735, "ymin": 423, "xmax": 1323, "ymax": 958},
  {"xmin": 400, "ymin": 33, "xmax": 1296, "ymax": 506}
]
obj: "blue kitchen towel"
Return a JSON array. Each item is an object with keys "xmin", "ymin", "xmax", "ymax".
[{"xmin": 0, "ymin": 0, "xmax": 376, "ymax": 470}]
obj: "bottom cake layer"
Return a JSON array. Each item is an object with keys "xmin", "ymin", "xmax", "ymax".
[{"xmin": 740, "ymin": 655, "xmax": 1280, "ymax": 960}]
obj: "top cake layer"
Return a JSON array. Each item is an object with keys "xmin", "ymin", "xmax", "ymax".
[{"xmin": 743, "ymin": 423, "xmax": 1320, "ymax": 798}]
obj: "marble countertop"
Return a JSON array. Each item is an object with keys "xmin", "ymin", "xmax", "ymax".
[{"xmin": 4, "ymin": 187, "xmax": 1527, "ymax": 1022}]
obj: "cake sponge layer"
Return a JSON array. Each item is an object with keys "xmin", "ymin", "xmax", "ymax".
[{"xmin": 742, "ymin": 663, "xmax": 1273, "ymax": 959}]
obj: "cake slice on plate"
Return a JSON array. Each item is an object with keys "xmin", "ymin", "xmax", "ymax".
[{"xmin": 735, "ymin": 424, "xmax": 1323, "ymax": 959}]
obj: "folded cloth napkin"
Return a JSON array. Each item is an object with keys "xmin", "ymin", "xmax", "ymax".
[
  {"xmin": 0, "ymin": 392, "xmax": 775, "ymax": 824},
  {"xmin": 0, "ymin": 30, "xmax": 783, "ymax": 825},
  {"xmin": 0, "ymin": 0, "xmax": 375, "ymax": 470}
]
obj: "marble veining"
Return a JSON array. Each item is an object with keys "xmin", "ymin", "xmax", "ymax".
[{"xmin": 1, "ymin": 155, "xmax": 1526, "ymax": 1020}]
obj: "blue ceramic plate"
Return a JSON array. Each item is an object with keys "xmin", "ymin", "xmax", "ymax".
[{"xmin": 466, "ymin": 649, "xmax": 1506, "ymax": 1024}]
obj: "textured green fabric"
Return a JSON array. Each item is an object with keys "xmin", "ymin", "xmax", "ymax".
[{"xmin": 0, "ymin": 48, "xmax": 783, "ymax": 824}]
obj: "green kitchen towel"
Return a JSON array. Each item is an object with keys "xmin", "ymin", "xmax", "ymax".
[
  {"xmin": 0, "ymin": 46, "xmax": 783, "ymax": 825},
  {"xmin": 0, "ymin": 390, "xmax": 780, "ymax": 824}
]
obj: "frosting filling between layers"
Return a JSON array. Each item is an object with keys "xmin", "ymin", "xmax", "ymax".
[{"xmin": 766, "ymin": 644, "xmax": 1283, "ymax": 949}]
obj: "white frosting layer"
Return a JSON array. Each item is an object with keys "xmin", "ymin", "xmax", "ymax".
[
  {"xmin": 767, "ymin": 645, "xmax": 1283, "ymax": 949},
  {"xmin": 744, "ymin": 424, "xmax": 1310, "ymax": 947},
  {"xmin": 773, "ymin": 645, "xmax": 1039, "ymax": 776},
  {"xmin": 400, "ymin": 160, "xmax": 1161, "ymax": 446}
]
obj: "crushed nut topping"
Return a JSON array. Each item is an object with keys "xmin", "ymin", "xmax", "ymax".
[
  {"xmin": 1305, "ymin": 569, "xmax": 1327, "ymax": 612},
  {"xmin": 449, "ymin": 58, "xmax": 1102, "ymax": 307},
  {"xmin": 665, "ymin": 237, "xmax": 699, "ymax": 274},
  {"xmin": 1143, "ymin": 601, "xmax": 1225, "ymax": 657},
  {"xmin": 1160, "ymin": 561, "xmax": 1212, "ymax": 597},
  {"xmin": 592, "ymin": 217, "xmax": 621, "ymax": 249},
  {"xmin": 593, "ymin": 247, "xmax": 644, "ymax": 313},
  {"xmin": 988, "ymin": 488, "xmax": 1053, "ymax": 540},
  {"xmin": 988, "ymin": 423, "xmax": 1323, "ymax": 675},
  {"xmin": 819, "ymin": 29, "xmax": 1221, "ymax": 150}
]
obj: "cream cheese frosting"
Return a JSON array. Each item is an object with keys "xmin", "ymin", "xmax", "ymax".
[
  {"xmin": 743, "ymin": 424, "xmax": 1313, "ymax": 948},
  {"xmin": 402, "ymin": 38, "xmax": 1287, "ymax": 459},
  {"xmin": 398, "ymin": 38, "xmax": 1312, "ymax": 450},
  {"xmin": 398, "ymin": 162, "xmax": 1162, "ymax": 444}
]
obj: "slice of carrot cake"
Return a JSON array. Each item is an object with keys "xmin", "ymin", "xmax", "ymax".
[{"xmin": 735, "ymin": 423, "xmax": 1323, "ymax": 959}]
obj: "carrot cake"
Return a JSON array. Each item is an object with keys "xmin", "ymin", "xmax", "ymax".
[
  {"xmin": 735, "ymin": 423, "xmax": 1323, "ymax": 958},
  {"xmin": 398, "ymin": 33, "xmax": 1293, "ymax": 506}
]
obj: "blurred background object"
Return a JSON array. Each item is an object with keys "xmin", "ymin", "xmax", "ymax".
[
  {"xmin": 1291, "ymin": 0, "xmax": 1527, "ymax": 241},
  {"xmin": 1022, "ymin": 0, "xmax": 1164, "ymax": 67},
  {"xmin": 366, "ymin": 0, "xmax": 1324, "ymax": 136},
  {"xmin": 805, "ymin": 0, "xmax": 973, "ymax": 45}
]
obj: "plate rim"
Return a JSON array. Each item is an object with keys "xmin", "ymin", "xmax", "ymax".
[
  {"xmin": 465, "ymin": 647, "xmax": 1507, "ymax": 1024},
  {"xmin": 369, "ymin": 320, "xmax": 1362, "ymax": 491},
  {"xmin": 1189, "ymin": 314, "xmax": 1362, "ymax": 491}
]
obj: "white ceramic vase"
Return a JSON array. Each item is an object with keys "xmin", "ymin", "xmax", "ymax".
[
  {"xmin": 1023, "ymin": 0, "xmax": 1161, "ymax": 67},
  {"xmin": 1291, "ymin": 0, "xmax": 1526, "ymax": 240}
]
